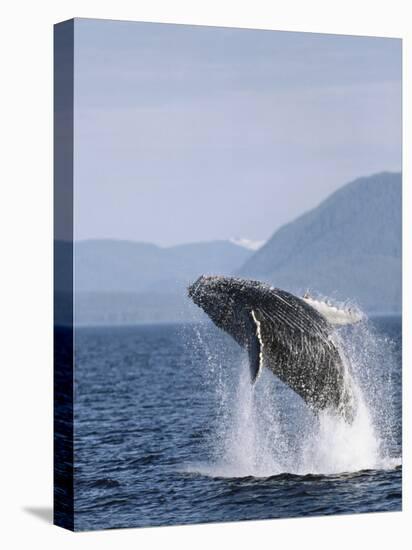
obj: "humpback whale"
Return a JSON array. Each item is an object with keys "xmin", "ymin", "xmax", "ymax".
[{"xmin": 188, "ymin": 275, "xmax": 357, "ymax": 422}]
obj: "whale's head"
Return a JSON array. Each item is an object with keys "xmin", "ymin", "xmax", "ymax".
[
  {"xmin": 188, "ymin": 275, "xmax": 232, "ymax": 322},
  {"xmin": 188, "ymin": 275, "xmax": 240, "ymax": 330},
  {"xmin": 188, "ymin": 275, "xmax": 265, "ymax": 343}
]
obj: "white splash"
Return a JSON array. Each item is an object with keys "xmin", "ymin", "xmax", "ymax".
[{"xmin": 187, "ymin": 314, "xmax": 400, "ymax": 479}]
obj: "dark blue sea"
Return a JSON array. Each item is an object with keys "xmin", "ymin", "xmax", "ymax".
[{"xmin": 73, "ymin": 316, "xmax": 401, "ymax": 531}]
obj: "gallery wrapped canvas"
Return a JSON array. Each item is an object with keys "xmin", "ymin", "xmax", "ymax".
[{"xmin": 54, "ymin": 18, "xmax": 402, "ymax": 531}]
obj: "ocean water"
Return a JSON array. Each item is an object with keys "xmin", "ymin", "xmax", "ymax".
[{"xmin": 73, "ymin": 316, "xmax": 401, "ymax": 531}]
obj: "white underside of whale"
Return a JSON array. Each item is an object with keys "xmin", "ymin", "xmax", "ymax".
[{"xmin": 302, "ymin": 296, "xmax": 364, "ymax": 326}]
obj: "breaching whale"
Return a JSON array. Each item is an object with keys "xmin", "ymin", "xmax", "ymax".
[{"xmin": 188, "ymin": 275, "xmax": 358, "ymax": 422}]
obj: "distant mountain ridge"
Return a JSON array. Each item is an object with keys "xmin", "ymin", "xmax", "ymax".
[
  {"xmin": 238, "ymin": 171, "xmax": 401, "ymax": 312},
  {"xmin": 56, "ymin": 171, "xmax": 401, "ymax": 325}
]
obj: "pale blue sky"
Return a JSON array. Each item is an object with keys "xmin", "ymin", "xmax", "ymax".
[{"xmin": 73, "ymin": 18, "xmax": 401, "ymax": 245}]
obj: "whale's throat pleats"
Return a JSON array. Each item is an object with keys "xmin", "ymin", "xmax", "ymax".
[{"xmin": 247, "ymin": 309, "xmax": 265, "ymax": 383}]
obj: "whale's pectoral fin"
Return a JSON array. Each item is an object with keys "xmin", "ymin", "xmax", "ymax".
[{"xmin": 245, "ymin": 309, "xmax": 264, "ymax": 384}]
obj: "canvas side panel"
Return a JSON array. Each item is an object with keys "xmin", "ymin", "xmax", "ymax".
[{"xmin": 54, "ymin": 19, "xmax": 74, "ymax": 531}]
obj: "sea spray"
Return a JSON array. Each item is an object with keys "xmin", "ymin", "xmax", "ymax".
[
  {"xmin": 299, "ymin": 388, "xmax": 381, "ymax": 474},
  {"xmin": 186, "ymin": 313, "xmax": 400, "ymax": 478},
  {"xmin": 214, "ymin": 360, "xmax": 286, "ymax": 477},
  {"xmin": 337, "ymin": 318, "xmax": 400, "ymax": 462}
]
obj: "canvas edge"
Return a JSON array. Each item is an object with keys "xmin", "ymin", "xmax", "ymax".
[{"xmin": 53, "ymin": 18, "xmax": 75, "ymax": 532}]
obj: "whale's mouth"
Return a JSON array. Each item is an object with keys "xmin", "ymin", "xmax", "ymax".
[
  {"xmin": 188, "ymin": 275, "xmax": 235, "ymax": 328},
  {"xmin": 187, "ymin": 276, "xmax": 204, "ymax": 301},
  {"xmin": 187, "ymin": 276, "xmax": 211, "ymax": 311},
  {"xmin": 188, "ymin": 275, "xmax": 222, "ymax": 307}
]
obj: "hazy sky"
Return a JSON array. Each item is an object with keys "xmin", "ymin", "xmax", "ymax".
[{"xmin": 74, "ymin": 18, "xmax": 401, "ymax": 246}]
